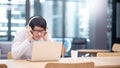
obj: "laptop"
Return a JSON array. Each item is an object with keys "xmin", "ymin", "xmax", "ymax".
[{"xmin": 28, "ymin": 41, "xmax": 62, "ymax": 62}]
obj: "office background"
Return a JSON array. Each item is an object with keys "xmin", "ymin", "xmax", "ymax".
[{"xmin": 0, "ymin": 0, "xmax": 120, "ymax": 57}]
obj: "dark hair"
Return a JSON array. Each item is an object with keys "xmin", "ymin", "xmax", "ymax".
[{"xmin": 29, "ymin": 16, "xmax": 47, "ymax": 30}]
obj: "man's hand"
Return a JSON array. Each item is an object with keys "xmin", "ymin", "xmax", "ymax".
[
  {"xmin": 43, "ymin": 28, "xmax": 50, "ymax": 41},
  {"xmin": 26, "ymin": 25, "xmax": 33, "ymax": 42}
]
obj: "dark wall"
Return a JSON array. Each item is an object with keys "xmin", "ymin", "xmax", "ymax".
[
  {"xmin": 89, "ymin": 0, "xmax": 108, "ymax": 49},
  {"xmin": 112, "ymin": 0, "xmax": 120, "ymax": 44}
]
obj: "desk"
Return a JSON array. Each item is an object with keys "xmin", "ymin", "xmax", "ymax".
[
  {"xmin": 77, "ymin": 49, "xmax": 109, "ymax": 57},
  {"xmin": 0, "ymin": 57, "xmax": 120, "ymax": 68}
]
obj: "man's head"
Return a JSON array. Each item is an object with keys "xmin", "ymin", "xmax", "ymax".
[{"xmin": 28, "ymin": 16, "xmax": 47, "ymax": 40}]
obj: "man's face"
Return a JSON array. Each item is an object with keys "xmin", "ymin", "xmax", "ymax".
[{"xmin": 32, "ymin": 26, "xmax": 46, "ymax": 40}]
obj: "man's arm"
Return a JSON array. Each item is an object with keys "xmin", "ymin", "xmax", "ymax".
[{"xmin": 11, "ymin": 28, "xmax": 31, "ymax": 59}]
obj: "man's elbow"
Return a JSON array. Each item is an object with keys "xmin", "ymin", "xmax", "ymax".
[{"xmin": 11, "ymin": 50, "xmax": 21, "ymax": 60}]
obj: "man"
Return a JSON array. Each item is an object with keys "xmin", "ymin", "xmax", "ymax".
[{"xmin": 12, "ymin": 16, "xmax": 52, "ymax": 59}]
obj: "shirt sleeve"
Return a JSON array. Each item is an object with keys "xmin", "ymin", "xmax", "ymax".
[{"xmin": 11, "ymin": 28, "xmax": 31, "ymax": 59}]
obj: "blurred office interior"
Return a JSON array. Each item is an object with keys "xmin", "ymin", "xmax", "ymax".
[{"xmin": 0, "ymin": 0, "xmax": 120, "ymax": 57}]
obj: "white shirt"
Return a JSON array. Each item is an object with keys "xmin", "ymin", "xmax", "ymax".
[{"xmin": 12, "ymin": 28, "xmax": 52, "ymax": 59}]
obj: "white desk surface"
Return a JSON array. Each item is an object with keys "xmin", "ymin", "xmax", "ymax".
[{"xmin": 0, "ymin": 57, "xmax": 120, "ymax": 68}]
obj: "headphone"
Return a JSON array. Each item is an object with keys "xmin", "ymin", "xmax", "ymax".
[{"xmin": 28, "ymin": 16, "xmax": 41, "ymax": 25}]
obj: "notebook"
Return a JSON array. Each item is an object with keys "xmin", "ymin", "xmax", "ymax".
[{"xmin": 28, "ymin": 41, "xmax": 62, "ymax": 62}]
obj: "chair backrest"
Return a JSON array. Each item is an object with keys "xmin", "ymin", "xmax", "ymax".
[
  {"xmin": 45, "ymin": 62, "xmax": 94, "ymax": 68},
  {"xmin": 97, "ymin": 52, "xmax": 120, "ymax": 57},
  {"xmin": 7, "ymin": 52, "xmax": 12, "ymax": 59},
  {"xmin": 112, "ymin": 43, "xmax": 120, "ymax": 52},
  {"xmin": 71, "ymin": 38, "xmax": 87, "ymax": 50},
  {"xmin": 0, "ymin": 64, "xmax": 8, "ymax": 68},
  {"xmin": 61, "ymin": 45, "xmax": 66, "ymax": 58}
]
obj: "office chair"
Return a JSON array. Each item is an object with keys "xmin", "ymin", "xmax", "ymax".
[
  {"xmin": 112, "ymin": 43, "xmax": 120, "ymax": 52},
  {"xmin": 45, "ymin": 62, "xmax": 94, "ymax": 68},
  {"xmin": 70, "ymin": 38, "xmax": 87, "ymax": 57},
  {"xmin": 7, "ymin": 52, "xmax": 12, "ymax": 59},
  {"xmin": 0, "ymin": 64, "xmax": 8, "ymax": 68},
  {"xmin": 61, "ymin": 45, "xmax": 66, "ymax": 58},
  {"xmin": 71, "ymin": 38, "xmax": 87, "ymax": 50}
]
